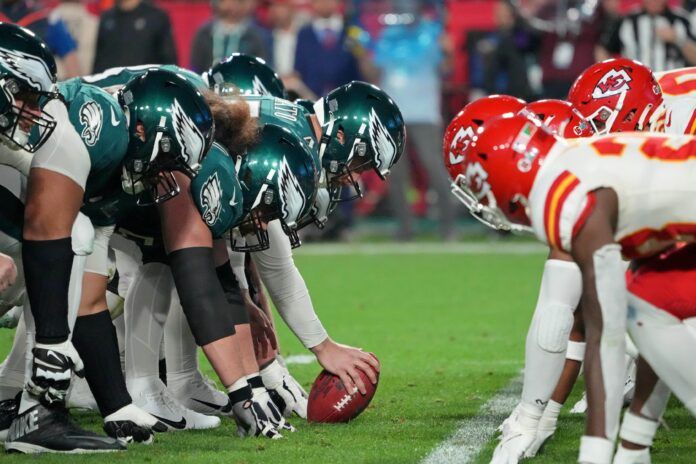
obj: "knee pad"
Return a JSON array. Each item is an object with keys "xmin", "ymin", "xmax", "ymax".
[
  {"xmin": 71, "ymin": 213, "xmax": 95, "ymax": 256},
  {"xmin": 536, "ymin": 303, "xmax": 574, "ymax": 353},
  {"xmin": 566, "ymin": 340, "xmax": 586, "ymax": 362},
  {"xmin": 619, "ymin": 411, "xmax": 659, "ymax": 447}
]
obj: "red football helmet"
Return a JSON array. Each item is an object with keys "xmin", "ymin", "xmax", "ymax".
[
  {"xmin": 521, "ymin": 99, "xmax": 594, "ymax": 138},
  {"xmin": 443, "ymin": 95, "xmax": 526, "ymax": 223},
  {"xmin": 567, "ymin": 58, "xmax": 663, "ymax": 134},
  {"xmin": 459, "ymin": 113, "xmax": 560, "ymax": 232}
]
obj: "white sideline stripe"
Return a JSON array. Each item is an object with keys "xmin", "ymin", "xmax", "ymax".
[
  {"xmin": 421, "ymin": 373, "xmax": 523, "ymax": 464},
  {"xmin": 295, "ymin": 242, "xmax": 546, "ymax": 256},
  {"xmin": 284, "ymin": 354, "xmax": 317, "ymax": 365}
]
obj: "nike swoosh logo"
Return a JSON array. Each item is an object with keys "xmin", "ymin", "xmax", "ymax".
[
  {"xmin": 46, "ymin": 350, "xmax": 63, "ymax": 364},
  {"xmin": 192, "ymin": 397, "xmax": 232, "ymax": 414},
  {"xmin": 110, "ymin": 107, "xmax": 120, "ymax": 126},
  {"xmin": 229, "ymin": 189, "xmax": 238, "ymax": 207},
  {"xmin": 150, "ymin": 414, "xmax": 187, "ymax": 430}
]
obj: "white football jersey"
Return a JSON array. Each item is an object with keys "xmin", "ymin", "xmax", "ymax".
[
  {"xmin": 655, "ymin": 67, "xmax": 696, "ymax": 135},
  {"xmin": 529, "ymin": 132, "xmax": 696, "ymax": 259}
]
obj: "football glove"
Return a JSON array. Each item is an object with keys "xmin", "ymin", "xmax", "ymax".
[
  {"xmin": 232, "ymin": 396, "xmax": 283, "ymax": 439},
  {"xmin": 261, "ymin": 359, "xmax": 307, "ymax": 418},
  {"xmin": 27, "ymin": 341, "xmax": 84, "ymax": 407}
]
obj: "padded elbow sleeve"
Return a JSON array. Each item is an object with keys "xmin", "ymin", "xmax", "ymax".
[{"xmin": 169, "ymin": 247, "xmax": 236, "ymax": 346}]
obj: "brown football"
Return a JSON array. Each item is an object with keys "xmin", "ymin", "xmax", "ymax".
[{"xmin": 307, "ymin": 357, "xmax": 380, "ymax": 423}]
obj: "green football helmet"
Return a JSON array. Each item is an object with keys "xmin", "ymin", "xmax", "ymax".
[
  {"xmin": 118, "ymin": 69, "xmax": 214, "ymax": 204},
  {"xmin": 233, "ymin": 123, "xmax": 318, "ymax": 251},
  {"xmin": 314, "ymin": 81, "xmax": 406, "ymax": 202},
  {"xmin": 0, "ymin": 22, "xmax": 59, "ymax": 152},
  {"xmin": 205, "ymin": 53, "xmax": 286, "ymax": 98},
  {"xmin": 294, "ymin": 98, "xmax": 315, "ymax": 115}
]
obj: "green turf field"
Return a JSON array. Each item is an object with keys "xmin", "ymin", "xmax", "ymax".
[{"xmin": 0, "ymin": 243, "xmax": 694, "ymax": 463}]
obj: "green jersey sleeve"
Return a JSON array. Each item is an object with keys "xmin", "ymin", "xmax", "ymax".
[
  {"xmin": 191, "ymin": 143, "xmax": 244, "ymax": 238},
  {"xmin": 58, "ymin": 80, "xmax": 130, "ymax": 201}
]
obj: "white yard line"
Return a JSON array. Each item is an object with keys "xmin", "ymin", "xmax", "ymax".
[
  {"xmin": 295, "ymin": 242, "xmax": 545, "ymax": 256},
  {"xmin": 283, "ymin": 354, "xmax": 317, "ymax": 365},
  {"xmin": 421, "ymin": 373, "xmax": 523, "ymax": 464}
]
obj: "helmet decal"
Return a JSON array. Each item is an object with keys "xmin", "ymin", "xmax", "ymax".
[
  {"xmin": 369, "ymin": 108, "xmax": 397, "ymax": 174},
  {"xmin": 78, "ymin": 100, "xmax": 103, "ymax": 147},
  {"xmin": 171, "ymin": 98, "xmax": 205, "ymax": 165},
  {"xmin": 0, "ymin": 46, "xmax": 53, "ymax": 91},
  {"xmin": 200, "ymin": 171, "xmax": 223, "ymax": 226},
  {"xmin": 592, "ymin": 69, "xmax": 632, "ymax": 99},
  {"xmin": 278, "ymin": 155, "xmax": 307, "ymax": 226},
  {"xmin": 465, "ymin": 161, "xmax": 492, "ymax": 201},
  {"xmin": 252, "ymin": 75, "xmax": 271, "ymax": 96},
  {"xmin": 448, "ymin": 125, "xmax": 475, "ymax": 165}
]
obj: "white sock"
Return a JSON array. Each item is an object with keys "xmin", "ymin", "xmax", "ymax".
[
  {"xmin": 164, "ymin": 299, "xmax": 199, "ymax": 380},
  {"xmin": 521, "ymin": 260, "xmax": 582, "ymax": 407},
  {"xmin": 124, "ymin": 263, "xmax": 174, "ymax": 382}
]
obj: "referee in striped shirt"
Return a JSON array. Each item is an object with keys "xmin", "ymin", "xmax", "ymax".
[{"xmin": 599, "ymin": 0, "xmax": 696, "ymax": 71}]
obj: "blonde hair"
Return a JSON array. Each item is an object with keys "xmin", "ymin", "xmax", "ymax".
[{"xmin": 204, "ymin": 90, "xmax": 258, "ymax": 156}]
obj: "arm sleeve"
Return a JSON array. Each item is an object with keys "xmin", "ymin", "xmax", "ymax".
[
  {"xmin": 250, "ymin": 220, "xmax": 328, "ymax": 349},
  {"xmin": 227, "ymin": 247, "xmax": 249, "ymax": 290}
]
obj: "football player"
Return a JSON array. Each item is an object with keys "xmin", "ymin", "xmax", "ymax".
[
  {"xmin": 457, "ymin": 109, "xmax": 696, "ymax": 464},
  {"xmin": 0, "ymin": 23, "xmax": 163, "ymax": 453},
  {"xmin": 206, "ymin": 55, "xmax": 405, "ymax": 403}
]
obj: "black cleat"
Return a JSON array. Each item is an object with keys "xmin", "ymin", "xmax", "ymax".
[
  {"xmin": 0, "ymin": 394, "xmax": 19, "ymax": 442},
  {"xmin": 4, "ymin": 403, "xmax": 125, "ymax": 454}
]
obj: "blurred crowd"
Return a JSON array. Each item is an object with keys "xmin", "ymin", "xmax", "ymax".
[{"xmin": 4, "ymin": 0, "xmax": 695, "ymax": 240}]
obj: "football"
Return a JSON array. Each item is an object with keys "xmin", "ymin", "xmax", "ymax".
[{"xmin": 307, "ymin": 357, "xmax": 380, "ymax": 423}]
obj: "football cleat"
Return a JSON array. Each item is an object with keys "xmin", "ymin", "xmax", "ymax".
[
  {"xmin": 127, "ymin": 377, "xmax": 220, "ymax": 431},
  {"xmin": 167, "ymin": 370, "xmax": 232, "ymax": 416},
  {"xmin": 66, "ymin": 375, "xmax": 98, "ymax": 411},
  {"xmin": 4, "ymin": 403, "xmax": 124, "ymax": 454},
  {"xmin": 0, "ymin": 394, "xmax": 19, "ymax": 442},
  {"xmin": 103, "ymin": 404, "xmax": 167, "ymax": 444}
]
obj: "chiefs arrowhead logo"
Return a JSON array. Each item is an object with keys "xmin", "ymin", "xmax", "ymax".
[
  {"xmin": 592, "ymin": 69, "xmax": 632, "ymax": 99},
  {"xmin": 448, "ymin": 125, "xmax": 475, "ymax": 165}
]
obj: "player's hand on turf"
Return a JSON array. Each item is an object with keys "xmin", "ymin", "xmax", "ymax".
[
  {"xmin": 232, "ymin": 396, "xmax": 283, "ymax": 439},
  {"xmin": 0, "ymin": 253, "xmax": 17, "ymax": 292},
  {"xmin": 252, "ymin": 387, "xmax": 295, "ymax": 432},
  {"xmin": 261, "ymin": 359, "xmax": 308, "ymax": 418},
  {"xmin": 244, "ymin": 292, "xmax": 278, "ymax": 358},
  {"xmin": 311, "ymin": 338, "xmax": 380, "ymax": 395},
  {"xmin": 27, "ymin": 340, "xmax": 84, "ymax": 406}
]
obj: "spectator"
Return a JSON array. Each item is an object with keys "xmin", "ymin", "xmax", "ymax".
[
  {"xmin": 268, "ymin": 0, "xmax": 300, "ymax": 76},
  {"xmin": 477, "ymin": 0, "xmax": 536, "ymax": 101},
  {"xmin": 293, "ymin": 0, "xmax": 372, "ymax": 96},
  {"xmin": 189, "ymin": 0, "xmax": 269, "ymax": 73},
  {"xmin": 52, "ymin": 0, "xmax": 99, "ymax": 76},
  {"xmin": 522, "ymin": 0, "xmax": 608, "ymax": 99},
  {"xmin": 600, "ymin": 0, "xmax": 696, "ymax": 71},
  {"xmin": 93, "ymin": 0, "xmax": 177, "ymax": 73},
  {"xmin": 1, "ymin": 0, "xmax": 81, "ymax": 78},
  {"xmin": 374, "ymin": 1, "xmax": 455, "ymax": 241}
]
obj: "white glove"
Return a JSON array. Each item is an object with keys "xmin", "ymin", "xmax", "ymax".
[
  {"xmin": 27, "ymin": 340, "xmax": 84, "ymax": 406},
  {"xmin": 232, "ymin": 396, "xmax": 283, "ymax": 439},
  {"xmin": 261, "ymin": 359, "xmax": 308, "ymax": 419}
]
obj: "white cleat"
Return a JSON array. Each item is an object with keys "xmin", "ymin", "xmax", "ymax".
[
  {"xmin": 168, "ymin": 370, "xmax": 231, "ymax": 416},
  {"xmin": 127, "ymin": 377, "xmax": 220, "ymax": 432},
  {"xmin": 66, "ymin": 375, "xmax": 98, "ymax": 411},
  {"xmin": 570, "ymin": 393, "xmax": 588, "ymax": 414},
  {"xmin": 612, "ymin": 445, "xmax": 651, "ymax": 464}
]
